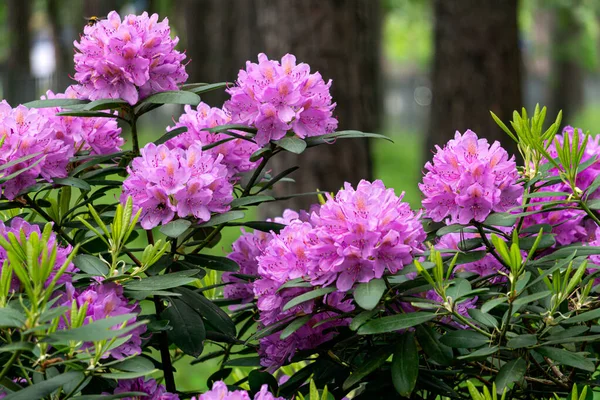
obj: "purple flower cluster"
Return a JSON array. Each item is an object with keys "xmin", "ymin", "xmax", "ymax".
[
  {"xmin": 0, "ymin": 101, "xmax": 74, "ymax": 199},
  {"xmin": 166, "ymin": 103, "xmax": 259, "ymax": 176},
  {"xmin": 522, "ymin": 127, "xmax": 600, "ymax": 246},
  {"xmin": 121, "ymin": 142, "xmax": 233, "ymax": 229},
  {"xmin": 225, "ymin": 53, "xmax": 337, "ymax": 146},
  {"xmin": 41, "ymin": 87, "xmax": 123, "ymax": 155},
  {"xmin": 108, "ymin": 378, "xmax": 179, "ymax": 400},
  {"xmin": 73, "ymin": 11, "xmax": 187, "ymax": 105},
  {"xmin": 225, "ymin": 180, "xmax": 424, "ymax": 367},
  {"xmin": 192, "ymin": 380, "xmax": 283, "ymax": 400},
  {"xmin": 0, "ymin": 218, "xmax": 76, "ymax": 291},
  {"xmin": 308, "ymin": 180, "xmax": 426, "ymax": 291},
  {"xmin": 60, "ymin": 282, "xmax": 146, "ymax": 359},
  {"xmin": 419, "ymin": 130, "xmax": 522, "ymax": 224}
]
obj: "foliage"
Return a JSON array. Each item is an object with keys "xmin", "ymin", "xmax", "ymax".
[{"xmin": 1, "ymin": 8, "xmax": 600, "ymax": 400}]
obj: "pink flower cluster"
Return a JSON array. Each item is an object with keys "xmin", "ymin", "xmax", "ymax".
[
  {"xmin": 121, "ymin": 142, "xmax": 233, "ymax": 229},
  {"xmin": 419, "ymin": 130, "xmax": 522, "ymax": 224},
  {"xmin": 308, "ymin": 180, "xmax": 426, "ymax": 291},
  {"xmin": 109, "ymin": 378, "xmax": 179, "ymax": 400},
  {"xmin": 166, "ymin": 103, "xmax": 259, "ymax": 176},
  {"xmin": 225, "ymin": 180, "xmax": 424, "ymax": 367},
  {"xmin": 0, "ymin": 101, "xmax": 74, "ymax": 199},
  {"xmin": 193, "ymin": 380, "xmax": 283, "ymax": 400},
  {"xmin": 225, "ymin": 53, "xmax": 337, "ymax": 146},
  {"xmin": 60, "ymin": 282, "xmax": 146, "ymax": 359},
  {"xmin": 41, "ymin": 87, "xmax": 124, "ymax": 155},
  {"xmin": 73, "ymin": 11, "xmax": 187, "ymax": 105},
  {"xmin": 522, "ymin": 127, "xmax": 600, "ymax": 246},
  {"xmin": 0, "ymin": 218, "xmax": 76, "ymax": 291}
]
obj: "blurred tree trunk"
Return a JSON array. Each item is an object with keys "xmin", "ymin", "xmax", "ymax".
[
  {"xmin": 47, "ymin": 0, "xmax": 75, "ymax": 92},
  {"xmin": 3, "ymin": 0, "xmax": 34, "ymax": 105},
  {"xmin": 176, "ymin": 0, "xmax": 261, "ymax": 105},
  {"xmin": 256, "ymin": 0, "xmax": 381, "ymax": 217},
  {"xmin": 84, "ymin": 0, "xmax": 120, "ymax": 18},
  {"xmin": 550, "ymin": 7, "xmax": 584, "ymax": 124},
  {"xmin": 427, "ymin": 0, "xmax": 521, "ymax": 161}
]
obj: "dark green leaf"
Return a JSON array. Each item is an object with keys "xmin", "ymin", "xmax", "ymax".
[
  {"xmin": 0, "ymin": 342, "xmax": 34, "ymax": 353},
  {"xmin": 124, "ymin": 270, "xmax": 201, "ymax": 291},
  {"xmin": 256, "ymin": 166, "xmax": 299, "ymax": 193},
  {"xmin": 343, "ymin": 348, "xmax": 392, "ymax": 390},
  {"xmin": 391, "ymin": 332, "xmax": 418, "ymax": 397},
  {"xmin": 495, "ymin": 358, "xmax": 526, "ymax": 395},
  {"xmin": 83, "ymin": 99, "xmax": 128, "ymax": 111},
  {"xmin": 436, "ymin": 224, "xmax": 466, "ymax": 236},
  {"xmin": 228, "ymin": 221, "xmax": 285, "ymax": 233},
  {"xmin": 0, "ymin": 307, "xmax": 25, "ymax": 328},
  {"xmin": 353, "ymin": 279, "xmax": 386, "ymax": 310},
  {"xmin": 350, "ymin": 309, "xmax": 380, "ymax": 331},
  {"xmin": 161, "ymin": 298, "xmax": 205, "ymax": 357},
  {"xmin": 506, "ymin": 334, "xmax": 537, "ymax": 349},
  {"xmin": 457, "ymin": 345, "xmax": 499, "ymax": 360},
  {"xmin": 518, "ymin": 234, "xmax": 555, "ymax": 250},
  {"xmin": 280, "ymin": 315, "xmax": 311, "ymax": 340},
  {"xmin": 482, "ymin": 297, "xmax": 508, "ymax": 313},
  {"xmin": 4, "ymin": 371, "xmax": 84, "ymax": 400},
  {"xmin": 153, "ymin": 127, "xmax": 188, "ymax": 146},
  {"xmin": 182, "ymin": 82, "xmax": 229, "ymax": 95},
  {"xmin": 111, "ymin": 356, "xmax": 155, "ymax": 373},
  {"xmin": 56, "ymin": 111, "xmax": 121, "ymax": 119},
  {"xmin": 198, "ymin": 210, "xmax": 245, "ymax": 227},
  {"xmin": 249, "ymin": 147, "xmax": 270, "ymax": 162},
  {"xmin": 440, "ymin": 330, "xmax": 489, "ymax": 348},
  {"xmin": 483, "ymin": 213, "xmax": 517, "ymax": 227},
  {"xmin": 306, "ymin": 130, "xmax": 393, "ymax": 147},
  {"xmin": 275, "ymin": 136, "xmax": 307, "ymax": 154},
  {"xmin": 206, "ymin": 124, "xmax": 257, "ymax": 134},
  {"xmin": 224, "ymin": 357, "xmax": 262, "ymax": 367},
  {"xmin": 467, "ymin": 309, "xmax": 498, "ymax": 329},
  {"xmin": 282, "ymin": 287, "xmax": 336, "ymax": 312},
  {"xmin": 230, "ymin": 195, "xmax": 274, "ymax": 208},
  {"xmin": 534, "ymin": 347, "xmax": 595, "ymax": 372},
  {"xmin": 24, "ymin": 98, "xmax": 88, "ymax": 108},
  {"xmin": 76, "ymin": 392, "xmax": 148, "ymax": 400},
  {"xmin": 174, "ymin": 287, "xmax": 236, "ymax": 336},
  {"xmin": 184, "ymin": 254, "xmax": 240, "ymax": 272},
  {"xmin": 454, "ymin": 251, "xmax": 487, "ymax": 265},
  {"xmin": 358, "ymin": 312, "xmax": 436, "ymax": 335},
  {"xmin": 140, "ymin": 90, "xmax": 201, "ymax": 106},
  {"xmin": 44, "ymin": 314, "xmax": 143, "ymax": 343},
  {"xmin": 248, "ymin": 371, "xmax": 278, "ymax": 396},
  {"xmin": 159, "ymin": 219, "xmax": 192, "ymax": 238},
  {"xmin": 74, "ymin": 254, "xmax": 109, "ymax": 276},
  {"xmin": 563, "ymin": 308, "xmax": 600, "ymax": 324},
  {"xmin": 512, "ymin": 291, "xmax": 551, "ymax": 306},
  {"xmin": 53, "ymin": 177, "xmax": 91, "ymax": 191}
]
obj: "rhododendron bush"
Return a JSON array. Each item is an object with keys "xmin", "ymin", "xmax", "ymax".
[{"xmin": 2, "ymin": 10, "xmax": 600, "ymax": 400}]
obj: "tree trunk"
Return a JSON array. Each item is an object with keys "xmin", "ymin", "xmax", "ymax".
[
  {"xmin": 83, "ymin": 0, "xmax": 120, "ymax": 18},
  {"xmin": 255, "ymin": 0, "xmax": 381, "ymax": 217},
  {"xmin": 176, "ymin": 0, "xmax": 261, "ymax": 106},
  {"xmin": 427, "ymin": 0, "xmax": 522, "ymax": 161},
  {"xmin": 3, "ymin": 0, "xmax": 34, "ymax": 105},
  {"xmin": 550, "ymin": 6, "xmax": 584, "ymax": 124},
  {"xmin": 47, "ymin": 0, "xmax": 75, "ymax": 92}
]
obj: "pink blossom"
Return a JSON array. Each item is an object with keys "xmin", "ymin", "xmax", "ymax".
[
  {"xmin": 41, "ymin": 86, "xmax": 123, "ymax": 155},
  {"xmin": 419, "ymin": 130, "xmax": 522, "ymax": 224},
  {"xmin": 73, "ymin": 11, "xmax": 187, "ymax": 105},
  {"xmin": 225, "ymin": 53, "xmax": 337, "ymax": 146},
  {"xmin": 0, "ymin": 101, "xmax": 74, "ymax": 199},
  {"xmin": 121, "ymin": 142, "xmax": 233, "ymax": 229},
  {"xmin": 108, "ymin": 377, "xmax": 179, "ymax": 400},
  {"xmin": 166, "ymin": 103, "xmax": 259, "ymax": 177}
]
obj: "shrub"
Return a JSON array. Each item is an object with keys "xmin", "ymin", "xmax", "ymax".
[{"xmin": 0, "ymin": 9, "xmax": 598, "ymax": 400}]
